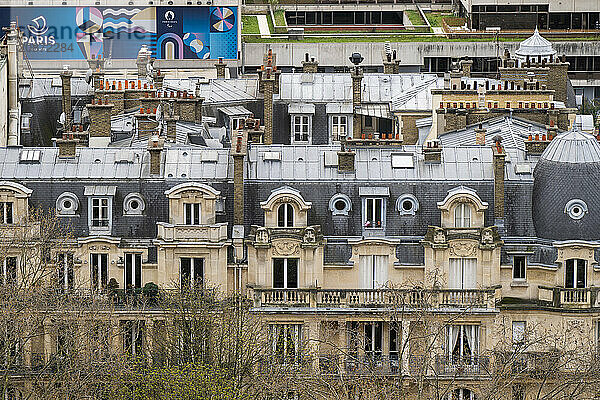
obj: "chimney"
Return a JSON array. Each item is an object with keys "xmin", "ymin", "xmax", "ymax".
[
  {"xmin": 475, "ymin": 123, "xmax": 486, "ymax": 145},
  {"xmin": 263, "ymin": 68, "xmax": 275, "ymax": 145},
  {"xmin": 302, "ymin": 53, "xmax": 319, "ymax": 74},
  {"xmin": 423, "ymin": 140, "xmax": 442, "ymax": 163},
  {"xmin": 148, "ymin": 135, "xmax": 164, "ymax": 175},
  {"xmin": 162, "ymin": 100, "xmax": 179, "ymax": 141},
  {"xmin": 351, "ymin": 66, "xmax": 363, "ymax": 139},
  {"xmin": 215, "ymin": 57, "xmax": 227, "ymax": 79},
  {"xmin": 450, "ymin": 70, "xmax": 462, "ymax": 90},
  {"xmin": 194, "ymin": 83, "xmax": 204, "ymax": 124},
  {"xmin": 232, "ymin": 128, "xmax": 248, "ymax": 225},
  {"xmin": 492, "ymin": 137, "xmax": 506, "ymax": 230},
  {"xmin": 87, "ymin": 97, "xmax": 114, "ymax": 147},
  {"xmin": 56, "ymin": 134, "xmax": 79, "ymax": 158},
  {"xmin": 460, "ymin": 58, "xmax": 473, "ymax": 78},
  {"xmin": 135, "ymin": 108, "xmax": 159, "ymax": 141},
  {"xmin": 136, "ymin": 45, "xmax": 152, "ymax": 78},
  {"xmin": 153, "ymin": 70, "xmax": 165, "ymax": 91},
  {"xmin": 60, "ymin": 66, "xmax": 73, "ymax": 132},
  {"xmin": 443, "ymin": 72, "xmax": 450, "ymax": 89},
  {"xmin": 337, "ymin": 149, "xmax": 355, "ymax": 173}
]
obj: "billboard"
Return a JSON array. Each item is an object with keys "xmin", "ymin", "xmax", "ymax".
[{"xmin": 0, "ymin": 6, "xmax": 238, "ymax": 60}]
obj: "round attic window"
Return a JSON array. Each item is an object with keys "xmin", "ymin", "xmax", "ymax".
[
  {"xmin": 123, "ymin": 193, "xmax": 146, "ymax": 216},
  {"xmin": 56, "ymin": 192, "xmax": 80, "ymax": 216},
  {"xmin": 396, "ymin": 194, "xmax": 419, "ymax": 216},
  {"xmin": 564, "ymin": 199, "xmax": 588, "ymax": 220},
  {"xmin": 329, "ymin": 193, "xmax": 352, "ymax": 216}
]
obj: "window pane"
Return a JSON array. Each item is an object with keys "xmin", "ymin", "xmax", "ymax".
[
  {"xmin": 565, "ymin": 259, "xmax": 574, "ymax": 288},
  {"xmin": 193, "ymin": 203, "xmax": 200, "ymax": 225},
  {"xmin": 287, "ymin": 259, "xmax": 298, "ymax": 289},
  {"xmin": 273, "ymin": 259, "xmax": 285, "ymax": 288},
  {"xmin": 375, "ymin": 199, "xmax": 382, "ymax": 226},
  {"xmin": 278, "ymin": 205, "xmax": 286, "ymax": 227},
  {"xmin": 181, "ymin": 258, "xmax": 191, "ymax": 287},
  {"xmin": 287, "ymin": 204, "xmax": 294, "ymax": 227},
  {"xmin": 135, "ymin": 254, "xmax": 142, "ymax": 288},
  {"xmin": 366, "ymin": 199, "xmax": 373, "ymax": 226},
  {"xmin": 125, "ymin": 253, "xmax": 133, "ymax": 288},
  {"xmin": 193, "ymin": 258, "xmax": 204, "ymax": 287},
  {"xmin": 577, "ymin": 259, "xmax": 586, "ymax": 288},
  {"xmin": 101, "ymin": 254, "xmax": 108, "ymax": 288},
  {"xmin": 185, "ymin": 204, "xmax": 192, "ymax": 225},
  {"xmin": 5, "ymin": 203, "xmax": 12, "ymax": 224}
]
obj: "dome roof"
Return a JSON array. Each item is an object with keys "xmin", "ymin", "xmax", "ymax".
[
  {"xmin": 540, "ymin": 126, "xmax": 600, "ymax": 164},
  {"xmin": 515, "ymin": 28, "xmax": 557, "ymax": 58}
]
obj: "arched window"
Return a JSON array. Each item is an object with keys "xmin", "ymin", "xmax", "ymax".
[
  {"xmin": 454, "ymin": 203, "xmax": 472, "ymax": 228},
  {"xmin": 565, "ymin": 259, "xmax": 586, "ymax": 288},
  {"xmin": 277, "ymin": 204, "xmax": 294, "ymax": 227}
]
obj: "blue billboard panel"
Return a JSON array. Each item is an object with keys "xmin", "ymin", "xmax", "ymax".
[{"xmin": 0, "ymin": 6, "xmax": 237, "ymax": 60}]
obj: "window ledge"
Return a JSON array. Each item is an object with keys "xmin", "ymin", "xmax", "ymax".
[
  {"xmin": 89, "ymin": 227, "xmax": 112, "ymax": 236},
  {"xmin": 510, "ymin": 281, "xmax": 529, "ymax": 288}
]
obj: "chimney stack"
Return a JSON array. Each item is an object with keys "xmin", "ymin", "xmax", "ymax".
[
  {"xmin": 232, "ymin": 128, "xmax": 248, "ymax": 225},
  {"xmin": 423, "ymin": 140, "xmax": 442, "ymax": 163},
  {"xmin": 60, "ymin": 66, "xmax": 73, "ymax": 132},
  {"xmin": 301, "ymin": 53, "xmax": 319, "ymax": 74},
  {"xmin": 136, "ymin": 45, "xmax": 152, "ymax": 79},
  {"xmin": 153, "ymin": 70, "xmax": 165, "ymax": 91},
  {"xmin": 56, "ymin": 134, "xmax": 79, "ymax": 158},
  {"xmin": 351, "ymin": 66, "xmax": 363, "ymax": 139},
  {"xmin": 337, "ymin": 148, "xmax": 355, "ymax": 173},
  {"xmin": 475, "ymin": 123, "xmax": 486, "ymax": 145},
  {"xmin": 492, "ymin": 137, "xmax": 506, "ymax": 231},
  {"xmin": 87, "ymin": 97, "xmax": 114, "ymax": 147},
  {"xmin": 148, "ymin": 135, "xmax": 164, "ymax": 175},
  {"xmin": 215, "ymin": 57, "xmax": 227, "ymax": 79},
  {"xmin": 135, "ymin": 108, "xmax": 159, "ymax": 141},
  {"xmin": 460, "ymin": 58, "xmax": 473, "ymax": 78},
  {"xmin": 262, "ymin": 67, "xmax": 275, "ymax": 145}
]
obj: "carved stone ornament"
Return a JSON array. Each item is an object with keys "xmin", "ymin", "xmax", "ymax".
[
  {"xmin": 303, "ymin": 227, "xmax": 316, "ymax": 244},
  {"xmin": 255, "ymin": 228, "xmax": 270, "ymax": 245},
  {"xmin": 433, "ymin": 228, "xmax": 446, "ymax": 244},
  {"xmin": 449, "ymin": 240, "xmax": 477, "ymax": 257},
  {"xmin": 480, "ymin": 228, "xmax": 494, "ymax": 245},
  {"xmin": 272, "ymin": 240, "xmax": 300, "ymax": 256}
]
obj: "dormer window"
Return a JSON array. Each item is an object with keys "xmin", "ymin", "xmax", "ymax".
[
  {"xmin": 292, "ymin": 115, "xmax": 311, "ymax": 143},
  {"xmin": 91, "ymin": 198, "xmax": 110, "ymax": 227},
  {"xmin": 364, "ymin": 198, "xmax": 384, "ymax": 229},
  {"xmin": 184, "ymin": 203, "xmax": 201, "ymax": 225},
  {"xmin": 277, "ymin": 204, "xmax": 294, "ymax": 227},
  {"xmin": 454, "ymin": 203, "xmax": 472, "ymax": 228},
  {"xmin": 85, "ymin": 186, "xmax": 115, "ymax": 235},
  {"xmin": 0, "ymin": 202, "xmax": 13, "ymax": 224}
]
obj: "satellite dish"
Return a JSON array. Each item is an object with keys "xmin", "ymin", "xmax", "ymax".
[
  {"xmin": 58, "ymin": 112, "xmax": 65, "ymax": 125},
  {"xmin": 156, "ymin": 104, "xmax": 163, "ymax": 123},
  {"xmin": 85, "ymin": 68, "xmax": 93, "ymax": 84}
]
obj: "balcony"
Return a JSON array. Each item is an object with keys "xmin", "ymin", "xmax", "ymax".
[
  {"xmin": 156, "ymin": 222, "xmax": 228, "ymax": 243},
  {"xmin": 434, "ymin": 355, "xmax": 490, "ymax": 376},
  {"xmin": 253, "ymin": 288, "xmax": 498, "ymax": 309},
  {"xmin": 538, "ymin": 286, "xmax": 600, "ymax": 309}
]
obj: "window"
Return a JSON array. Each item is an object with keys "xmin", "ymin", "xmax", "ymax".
[
  {"xmin": 0, "ymin": 203, "xmax": 13, "ymax": 224},
  {"xmin": 454, "ymin": 203, "xmax": 472, "ymax": 228},
  {"xmin": 359, "ymin": 255, "xmax": 388, "ymax": 289},
  {"xmin": 292, "ymin": 115, "xmax": 310, "ymax": 143},
  {"xmin": 121, "ymin": 320, "xmax": 144, "ymax": 358},
  {"xmin": 329, "ymin": 194, "xmax": 352, "ymax": 216},
  {"xmin": 90, "ymin": 253, "xmax": 108, "ymax": 291},
  {"xmin": 364, "ymin": 198, "xmax": 384, "ymax": 229},
  {"xmin": 231, "ymin": 117, "xmax": 245, "ymax": 131},
  {"xmin": 449, "ymin": 258, "xmax": 477, "ymax": 289},
  {"xmin": 447, "ymin": 325, "xmax": 479, "ymax": 363},
  {"xmin": 565, "ymin": 259, "xmax": 586, "ymax": 288},
  {"xmin": 364, "ymin": 322, "xmax": 383, "ymax": 359},
  {"xmin": 56, "ymin": 253, "xmax": 74, "ymax": 291},
  {"xmin": 91, "ymin": 198, "xmax": 109, "ymax": 227},
  {"xmin": 184, "ymin": 203, "xmax": 200, "ymax": 225},
  {"xmin": 180, "ymin": 258, "xmax": 204, "ymax": 289},
  {"xmin": 0, "ymin": 257, "xmax": 17, "ymax": 285},
  {"xmin": 56, "ymin": 192, "xmax": 79, "ymax": 216},
  {"xmin": 271, "ymin": 324, "xmax": 302, "ymax": 364},
  {"xmin": 331, "ymin": 115, "xmax": 347, "ymax": 142},
  {"xmin": 277, "ymin": 204, "xmax": 294, "ymax": 227},
  {"xmin": 447, "ymin": 388, "xmax": 476, "ymax": 400},
  {"xmin": 396, "ymin": 194, "xmax": 419, "ymax": 216},
  {"xmin": 513, "ymin": 256, "xmax": 526, "ymax": 280},
  {"xmin": 125, "ymin": 253, "xmax": 142, "ymax": 289},
  {"xmin": 273, "ymin": 258, "xmax": 298, "ymax": 289},
  {"xmin": 564, "ymin": 199, "xmax": 588, "ymax": 220},
  {"xmin": 512, "ymin": 321, "xmax": 526, "ymax": 345},
  {"xmin": 176, "ymin": 318, "xmax": 209, "ymax": 363},
  {"xmin": 389, "ymin": 323, "xmax": 399, "ymax": 372},
  {"xmin": 123, "ymin": 193, "xmax": 145, "ymax": 216},
  {"xmin": 364, "ymin": 116, "xmax": 373, "ymax": 128},
  {"xmin": 506, "ymin": 102, "xmax": 511, "ymax": 109}
]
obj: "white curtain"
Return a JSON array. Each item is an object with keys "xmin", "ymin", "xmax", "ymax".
[
  {"xmin": 449, "ymin": 326, "xmax": 460, "ymax": 360},
  {"xmin": 373, "ymin": 255, "xmax": 388, "ymax": 288},
  {"xmin": 359, "ymin": 256, "xmax": 373, "ymax": 289},
  {"xmin": 448, "ymin": 258, "xmax": 477, "ymax": 289}
]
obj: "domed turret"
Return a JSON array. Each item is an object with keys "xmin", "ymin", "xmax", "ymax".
[
  {"xmin": 532, "ymin": 126, "xmax": 600, "ymax": 240},
  {"xmin": 515, "ymin": 28, "xmax": 557, "ymax": 66}
]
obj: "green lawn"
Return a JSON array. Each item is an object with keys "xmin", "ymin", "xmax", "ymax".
[
  {"xmin": 405, "ymin": 10, "xmax": 426, "ymax": 26},
  {"xmin": 274, "ymin": 10, "xmax": 286, "ymax": 26},
  {"xmin": 426, "ymin": 12, "xmax": 454, "ymax": 27},
  {"xmin": 241, "ymin": 16, "xmax": 260, "ymax": 35},
  {"xmin": 266, "ymin": 13, "xmax": 275, "ymax": 33}
]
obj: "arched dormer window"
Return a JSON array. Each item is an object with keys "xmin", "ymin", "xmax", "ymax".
[
  {"xmin": 261, "ymin": 187, "xmax": 311, "ymax": 228},
  {"xmin": 437, "ymin": 186, "xmax": 488, "ymax": 229},
  {"xmin": 454, "ymin": 203, "xmax": 472, "ymax": 228},
  {"xmin": 277, "ymin": 203, "xmax": 294, "ymax": 227},
  {"xmin": 163, "ymin": 182, "xmax": 220, "ymax": 225}
]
